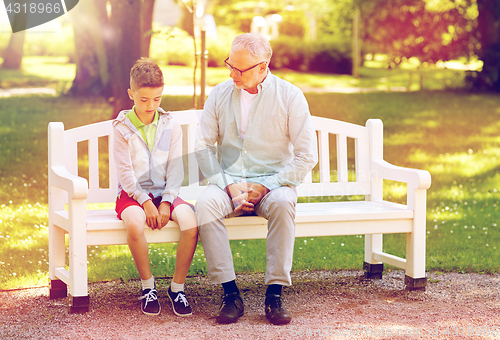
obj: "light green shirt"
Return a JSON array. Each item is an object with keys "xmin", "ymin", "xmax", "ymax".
[{"xmin": 126, "ymin": 106, "xmax": 158, "ymax": 152}]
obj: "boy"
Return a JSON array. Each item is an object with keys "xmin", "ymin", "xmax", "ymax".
[{"xmin": 113, "ymin": 58, "xmax": 198, "ymax": 316}]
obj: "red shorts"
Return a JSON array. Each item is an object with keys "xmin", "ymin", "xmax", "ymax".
[{"xmin": 115, "ymin": 191, "xmax": 194, "ymax": 220}]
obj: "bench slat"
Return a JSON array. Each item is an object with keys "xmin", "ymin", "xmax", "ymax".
[
  {"xmin": 56, "ymin": 200, "xmax": 411, "ymax": 233},
  {"xmin": 318, "ymin": 130, "xmax": 330, "ymax": 182},
  {"xmin": 78, "ymin": 202, "xmax": 413, "ymax": 245},
  {"xmin": 337, "ymin": 134, "xmax": 348, "ymax": 183},
  {"xmin": 89, "ymin": 137, "xmax": 99, "ymax": 190}
]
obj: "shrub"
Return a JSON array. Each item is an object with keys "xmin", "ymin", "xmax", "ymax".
[
  {"xmin": 2, "ymin": 20, "xmax": 75, "ymax": 59},
  {"xmin": 278, "ymin": 11, "xmax": 308, "ymax": 39},
  {"xmin": 150, "ymin": 27, "xmax": 194, "ymax": 67},
  {"xmin": 206, "ymin": 26, "xmax": 240, "ymax": 67},
  {"xmin": 308, "ymin": 38, "xmax": 352, "ymax": 75},
  {"xmin": 270, "ymin": 36, "xmax": 352, "ymax": 75},
  {"xmin": 270, "ymin": 36, "xmax": 308, "ymax": 71}
]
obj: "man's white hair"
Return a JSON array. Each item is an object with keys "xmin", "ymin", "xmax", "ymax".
[{"xmin": 231, "ymin": 33, "xmax": 273, "ymax": 64}]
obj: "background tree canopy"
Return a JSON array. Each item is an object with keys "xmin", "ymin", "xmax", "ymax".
[
  {"xmin": 2, "ymin": 0, "xmax": 500, "ymax": 120},
  {"xmin": 362, "ymin": 0, "xmax": 478, "ymax": 66}
]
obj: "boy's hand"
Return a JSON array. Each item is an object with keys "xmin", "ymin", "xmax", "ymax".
[
  {"xmin": 143, "ymin": 200, "xmax": 159, "ymax": 230},
  {"xmin": 157, "ymin": 202, "xmax": 171, "ymax": 230}
]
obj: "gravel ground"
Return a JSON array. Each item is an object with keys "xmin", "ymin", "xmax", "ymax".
[{"xmin": 1, "ymin": 270, "xmax": 500, "ymax": 339}]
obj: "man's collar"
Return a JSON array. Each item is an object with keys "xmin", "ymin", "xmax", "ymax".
[{"xmin": 257, "ymin": 69, "xmax": 272, "ymax": 92}]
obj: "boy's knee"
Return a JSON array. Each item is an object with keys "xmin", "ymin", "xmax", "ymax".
[
  {"xmin": 126, "ymin": 221, "xmax": 146, "ymax": 241},
  {"xmin": 182, "ymin": 227, "xmax": 198, "ymax": 240}
]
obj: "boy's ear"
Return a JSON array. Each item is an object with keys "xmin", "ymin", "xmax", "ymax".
[{"xmin": 127, "ymin": 89, "xmax": 134, "ymax": 100}]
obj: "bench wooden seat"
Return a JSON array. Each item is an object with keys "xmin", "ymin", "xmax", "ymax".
[{"xmin": 48, "ymin": 110, "xmax": 431, "ymax": 313}]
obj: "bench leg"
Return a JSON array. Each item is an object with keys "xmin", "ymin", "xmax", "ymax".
[
  {"xmin": 49, "ymin": 279, "xmax": 67, "ymax": 299},
  {"xmin": 364, "ymin": 234, "xmax": 383, "ymax": 279},
  {"xmin": 405, "ymin": 275, "xmax": 427, "ymax": 291},
  {"xmin": 67, "ymin": 199, "xmax": 90, "ymax": 312},
  {"xmin": 48, "ymin": 198, "xmax": 66, "ymax": 296},
  {"xmin": 404, "ymin": 189, "xmax": 427, "ymax": 291},
  {"xmin": 69, "ymin": 295, "xmax": 90, "ymax": 313},
  {"xmin": 363, "ymin": 262, "xmax": 383, "ymax": 279}
]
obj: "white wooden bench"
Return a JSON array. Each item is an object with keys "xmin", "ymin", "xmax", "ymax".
[{"xmin": 48, "ymin": 110, "xmax": 431, "ymax": 313}]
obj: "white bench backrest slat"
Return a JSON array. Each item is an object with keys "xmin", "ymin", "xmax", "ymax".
[
  {"xmin": 62, "ymin": 121, "xmax": 115, "ymax": 203},
  {"xmin": 318, "ymin": 130, "xmax": 330, "ymax": 183},
  {"xmin": 53, "ymin": 111, "xmax": 379, "ymax": 204},
  {"xmin": 337, "ymin": 134, "xmax": 348, "ymax": 183},
  {"xmin": 89, "ymin": 137, "xmax": 99, "ymax": 190}
]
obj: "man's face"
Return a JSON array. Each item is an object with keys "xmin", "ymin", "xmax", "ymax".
[
  {"xmin": 127, "ymin": 86, "xmax": 163, "ymax": 123},
  {"xmin": 227, "ymin": 49, "xmax": 267, "ymax": 94}
]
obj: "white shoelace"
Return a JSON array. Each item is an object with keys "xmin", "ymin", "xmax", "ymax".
[
  {"xmin": 174, "ymin": 292, "xmax": 189, "ymax": 307},
  {"xmin": 139, "ymin": 289, "xmax": 158, "ymax": 308}
]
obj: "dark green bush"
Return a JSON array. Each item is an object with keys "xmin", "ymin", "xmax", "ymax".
[
  {"xmin": 270, "ymin": 36, "xmax": 352, "ymax": 75},
  {"xmin": 270, "ymin": 36, "xmax": 308, "ymax": 71},
  {"xmin": 308, "ymin": 38, "xmax": 352, "ymax": 75}
]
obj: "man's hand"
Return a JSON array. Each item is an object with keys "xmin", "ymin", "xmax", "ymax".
[
  {"xmin": 246, "ymin": 182, "xmax": 270, "ymax": 207},
  {"xmin": 143, "ymin": 200, "xmax": 159, "ymax": 230},
  {"xmin": 226, "ymin": 182, "xmax": 270, "ymax": 212},
  {"xmin": 226, "ymin": 182, "xmax": 253, "ymax": 212},
  {"xmin": 157, "ymin": 202, "xmax": 171, "ymax": 230}
]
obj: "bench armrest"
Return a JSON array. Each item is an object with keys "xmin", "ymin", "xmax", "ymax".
[
  {"xmin": 50, "ymin": 165, "xmax": 88, "ymax": 200},
  {"xmin": 371, "ymin": 159, "xmax": 431, "ymax": 190}
]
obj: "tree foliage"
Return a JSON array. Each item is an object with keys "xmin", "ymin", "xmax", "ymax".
[
  {"xmin": 69, "ymin": 0, "xmax": 155, "ymax": 118},
  {"xmin": 362, "ymin": 0, "xmax": 478, "ymax": 65}
]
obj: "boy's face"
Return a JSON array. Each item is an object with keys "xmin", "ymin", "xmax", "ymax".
[{"xmin": 127, "ymin": 86, "xmax": 164, "ymax": 123}]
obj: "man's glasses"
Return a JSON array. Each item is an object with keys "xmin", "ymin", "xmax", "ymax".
[{"xmin": 224, "ymin": 58, "xmax": 266, "ymax": 77}]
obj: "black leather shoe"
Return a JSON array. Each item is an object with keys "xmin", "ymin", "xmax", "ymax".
[
  {"xmin": 216, "ymin": 292, "xmax": 244, "ymax": 324},
  {"xmin": 265, "ymin": 294, "xmax": 292, "ymax": 325}
]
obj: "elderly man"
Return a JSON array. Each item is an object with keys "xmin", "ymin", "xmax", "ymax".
[{"xmin": 195, "ymin": 33, "xmax": 318, "ymax": 325}]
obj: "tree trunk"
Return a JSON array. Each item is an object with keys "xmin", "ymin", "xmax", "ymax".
[
  {"xmin": 2, "ymin": 31, "xmax": 25, "ymax": 69},
  {"xmin": 141, "ymin": 0, "xmax": 156, "ymax": 57},
  {"xmin": 109, "ymin": 0, "xmax": 143, "ymax": 118},
  {"xmin": 68, "ymin": 0, "xmax": 111, "ymax": 96}
]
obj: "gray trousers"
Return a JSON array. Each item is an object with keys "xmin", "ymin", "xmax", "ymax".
[{"xmin": 195, "ymin": 184, "xmax": 297, "ymax": 286}]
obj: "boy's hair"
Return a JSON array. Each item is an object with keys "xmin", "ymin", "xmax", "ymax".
[{"xmin": 130, "ymin": 58, "xmax": 164, "ymax": 91}]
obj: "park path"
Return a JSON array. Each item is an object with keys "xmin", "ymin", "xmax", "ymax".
[{"xmin": 2, "ymin": 270, "xmax": 500, "ymax": 339}]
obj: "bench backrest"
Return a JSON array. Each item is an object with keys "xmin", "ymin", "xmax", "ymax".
[{"xmin": 48, "ymin": 110, "xmax": 383, "ymax": 204}]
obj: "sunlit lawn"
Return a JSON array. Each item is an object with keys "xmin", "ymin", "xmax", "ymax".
[
  {"xmin": 0, "ymin": 56, "xmax": 468, "ymax": 92},
  {"xmin": 1, "ymin": 59, "xmax": 500, "ymax": 289}
]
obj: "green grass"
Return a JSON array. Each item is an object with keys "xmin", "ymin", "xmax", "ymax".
[
  {"xmin": 1, "ymin": 56, "xmax": 467, "ymax": 92},
  {"xmin": 1, "ymin": 60, "xmax": 500, "ymax": 289}
]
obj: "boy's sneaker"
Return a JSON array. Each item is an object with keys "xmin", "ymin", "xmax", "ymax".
[
  {"xmin": 139, "ymin": 288, "xmax": 161, "ymax": 315},
  {"xmin": 167, "ymin": 286, "xmax": 192, "ymax": 316}
]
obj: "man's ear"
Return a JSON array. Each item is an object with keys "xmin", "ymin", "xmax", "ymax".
[
  {"xmin": 260, "ymin": 62, "xmax": 268, "ymax": 73},
  {"xmin": 127, "ymin": 89, "xmax": 134, "ymax": 100}
]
